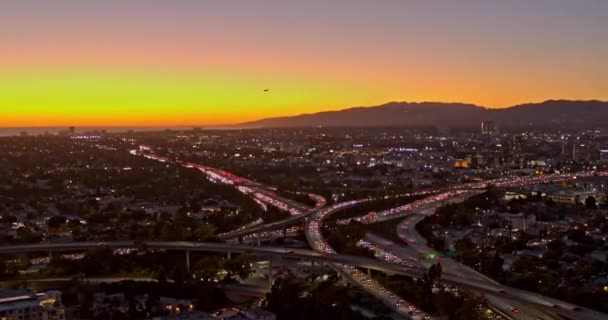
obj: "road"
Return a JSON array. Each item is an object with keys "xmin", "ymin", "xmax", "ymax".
[
  {"xmin": 0, "ymin": 241, "xmax": 428, "ymax": 276},
  {"xmin": 134, "ymin": 146, "xmax": 608, "ymax": 319},
  {"xmin": 337, "ymin": 174, "xmax": 608, "ymax": 320},
  {"xmin": 219, "ymin": 192, "xmax": 429, "ymax": 240},
  {"xmin": 2, "ymin": 237, "xmax": 605, "ymax": 320},
  {"xmin": 137, "ymin": 146, "xmax": 322, "ymax": 239},
  {"xmin": 222, "ymin": 169, "xmax": 607, "ymax": 239},
  {"xmin": 372, "ymin": 188, "xmax": 605, "ymax": 320},
  {"xmin": 365, "ymin": 232, "xmax": 560, "ymax": 320},
  {"xmin": 304, "ymin": 200, "xmax": 433, "ymax": 319},
  {"xmin": 137, "ymin": 145, "xmax": 606, "ymax": 242},
  {"xmin": 0, "ymin": 277, "xmax": 158, "ymax": 284}
]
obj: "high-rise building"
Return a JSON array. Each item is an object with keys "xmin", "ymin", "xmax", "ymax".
[
  {"xmin": 481, "ymin": 121, "xmax": 498, "ymax": 136},
  {"xmin": 502, "ymin": 135, "xmax": 524, "ymax": 166}
]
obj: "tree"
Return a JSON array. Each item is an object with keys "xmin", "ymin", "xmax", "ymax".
[
  {"xmin": 48, "ymin": 215, "xmax": 67, "ymax": 229},
  {"xmin": 67, "ymin": 219, "xmax": 82, "ymax": 229},
  {"xmin": 0, "ymin": 257, "xmax": 7, "ymax": 276},
  {"xmin": 193, "ymin": 223, "xmax": 216, "ymax": 241},
  {"xmin": 480, "ymin": 251, "xmax": 504, "ymax": 280},
  {"xmin": 220, "ymin": 252, "xmax": 254, "ymax": 281},
  {"xmin": 0, "ymin": 215, "xmax": 17, "ymax": 225},
  {"xmin": 266, "ymin": 272, "xmax": 369, "ymax": 320},
  {"xmin": 192, "ymin": 256, "xmax": 220, "ymax": 282},
  {"xmin": 16, "ymin": 228, "xmax": 43, "ymax": 243},
  {"xmin": 436, "ymin": 292, "xmax": 485, "ymax": 320},
  {"xmin": 429, "ymin": 263, "xmax": 442, "ymax": 283},
  {"xmin": 455, "ymin": 238, "xmax": 478, "ymax": 265},
  {"xmin": 266, "ymin": 275, "xmax": 306, "ymax": 318},
  {"xmin": 87, "ymin": 213, "xmax": 110, "ymax": 226},
  {"xmin": 585, "ymin": 196, "xmax": 597, "ymax": 209}
]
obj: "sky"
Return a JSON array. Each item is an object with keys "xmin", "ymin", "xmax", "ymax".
[{"xmin": 1, "ymin": 0, "xmax": 607, "ymax": 127}]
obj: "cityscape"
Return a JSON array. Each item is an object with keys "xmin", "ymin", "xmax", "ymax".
[
  {"xmin": 1, "ymin": 125, "xmax": 607, "ymax": 320},
  {"xmin": 1, "ymin": 1, "xmax": 608, "ymax": 320}
]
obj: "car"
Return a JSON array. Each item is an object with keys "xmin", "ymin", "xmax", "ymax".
[
  {"xmin": 512, "ymin": 308, "xmax": 520, "ymax": 314},
  {"xmin": 552, "ymin": 304, "xmax": 562, "ymax": 309},
  {"xmin": 498, "ymin": 289, "xmax": 508, "ymax": 294},
  {"xmin": 287, "ymin": 250, "xmax": 296, "ymax": 254},
  {"xmin": 573, "ymin": 307, "xmax": 583, "ymax": 312}
]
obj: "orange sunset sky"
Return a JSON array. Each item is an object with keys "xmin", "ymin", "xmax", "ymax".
[{"xmin": 1, "ymin": 0, "xmax": 607, "ymax": 127}]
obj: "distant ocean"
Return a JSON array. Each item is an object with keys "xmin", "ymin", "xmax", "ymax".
[{"xmin": 0, "ymin": 126, "xmax": 208, "ymax": 137}]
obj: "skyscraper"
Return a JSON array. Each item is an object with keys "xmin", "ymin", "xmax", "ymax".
[{"xmin": 481, "ymin": 121, "xmax": 498, "ymax": 136}]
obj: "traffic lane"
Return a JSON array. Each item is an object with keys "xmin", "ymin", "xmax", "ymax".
[
  {"xmin": 447, "ymin": 277, "xmax": 605, "ymax": 320},
  {"xmin": 3, "ymin": 242, "xmax": 600, "ymax": 318},
  {"xmin": 219, "ymin": 211, "xmax": 317, "ymax": 239},
  {"xmin": 366, "ymin": 232, "xmax": 496, "ymax": 285},
  {"xmin": 362, "ymin": 233, "xmax": 552, "ymax": 320},
  {"xmin": 391, "ymin": 189, "xmax": 600, "ymax": 319},
  {"xmin": 0, "ymin": 241, "xmax": 427, "ymax": 276},
  {"xmin": 304, "ymin": 202, "xmax": 431, "ymax": 319}
]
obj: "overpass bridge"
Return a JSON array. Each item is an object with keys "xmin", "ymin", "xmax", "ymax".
[{"xmin": 5, "ymin": 241, "xmax": 604, "ymax": 320}]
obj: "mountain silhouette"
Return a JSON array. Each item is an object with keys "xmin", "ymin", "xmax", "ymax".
[{"xmin": 238, "ymin": 100, "xmax": 608, "ymax": 129}]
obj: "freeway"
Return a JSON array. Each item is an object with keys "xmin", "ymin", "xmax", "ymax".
[
  {"xmin": 181, "ymin": 161, "xmax": 311, "ymax": 216},
  {"xmin": 218, "ymin": 210, "xmax": 316, "ymax": 240},
  {"xmin": 222, "ymin": 170, "xmax": 607, "ymax": 239},
  {"xmin": 1, "ymin": 237, "xmax": 605, "ymax": 320},
  {"xmin": 318, "ymin": 171, "xmax": 608, "ymax": 320},
  {"xmin": 0, "ymin": 241, "xmax": 428, "ymax": 277},
  {"xmin": 0, "ymin": 277, "xmax": 158, "ymax": 287},
  {"xmin": 304, "ymin": 200, "xmax": 432, "ymax": 319},
  {"xmin": 134, "ymin": 146, "xmax": 608, "ymax": 318},
  {"xmin": 136, "ymin": 146, "xmax": 324, "ymax": 239},
  {"xmin": 0, "ymin": 240, "xmax": 432, "ymax": 318},
  {"xmin": 355, "ymin": 190, "xmax": 599, "ymax": 319},
  {"xmin": 223, "ymin": 191, "xmax": 435, "ymax": 240},
  {"xmin": 137, "ymin": 145, "xmax": 606, "ymax": 242},
  {"xmin": 380, "ymin": 187, "xmax": 607, "ymax": 320},
  {"xmin": 364, "ymin": 233, "xmax": 560, "ymax": 320},
  {"xmin": 212, "ymin": 166, "xmax": 608, "ymax": 318},
  {"xmin": 363, "ymin": 227, "xmax": 608, "ymax": 320}
]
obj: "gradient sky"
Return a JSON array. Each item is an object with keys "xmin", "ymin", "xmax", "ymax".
[{"xmin": 1, "ymin": 0, "xmax": 607, "ymax": 127}]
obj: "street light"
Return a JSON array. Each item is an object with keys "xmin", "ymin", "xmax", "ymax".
[{"xmin": 484, "ymin": 309, "xmax": 493, "ymax": 317}]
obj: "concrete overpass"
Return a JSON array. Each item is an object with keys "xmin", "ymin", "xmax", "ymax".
[{"xmin": 3, "ymin": 241, "xmax": 605, "ymax": 319}]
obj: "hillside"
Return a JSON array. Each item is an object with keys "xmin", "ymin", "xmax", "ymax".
[{"xmin": 239, "ymin": 100, "xmax": 608, "ymax": 129}]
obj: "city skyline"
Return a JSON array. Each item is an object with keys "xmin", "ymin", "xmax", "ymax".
[
  {"xmin": 2, "ymin": 0, "xmax": 607, "ymax": 127},
  {"xmin": 1, "ymin": 3, "xmax": 607, "ymax": 317}
]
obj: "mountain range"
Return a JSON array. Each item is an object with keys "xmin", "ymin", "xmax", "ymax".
[{"xmin": 238, "ymin": 100, "xmax": 608, "ymax": 129}]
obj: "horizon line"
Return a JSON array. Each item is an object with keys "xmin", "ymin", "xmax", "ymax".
[{"xmin": 1, "ymin": 98, "xmax": 606, "ymax": 129}]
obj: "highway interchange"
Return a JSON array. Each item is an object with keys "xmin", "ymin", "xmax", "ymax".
[{"xmin": 125, "ymin": 146, "xmax": 608, "ymax": 319}]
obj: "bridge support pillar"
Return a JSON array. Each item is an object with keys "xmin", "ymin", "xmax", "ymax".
[
  {"xmin": 186, "ymin": 250, "xmax": 190, "ymax": 273},
  {"xmin": 367, "ymin": 268, "xmax": 371, "ymax": 277},
  {"xmin": 283, "ymin": 227, "xmax": 287, "ymax": 238},
  {"xmin": 227, "ymin": 252, "xmax": 232, "ymax": 259},
  {"xmin": 238, "ymin": 236, "xmax": 243, "ymax": 244},
  {"xmin": 256, "ymin": 234, "xmax": 261, "ymax": 247},
  {"xmin": 48, "ymin": 251, "xmax": 53, "ymax": 263},
  {"xmin": 268, "ymin": 258, "xmax": 273, "ymax": 291}
]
